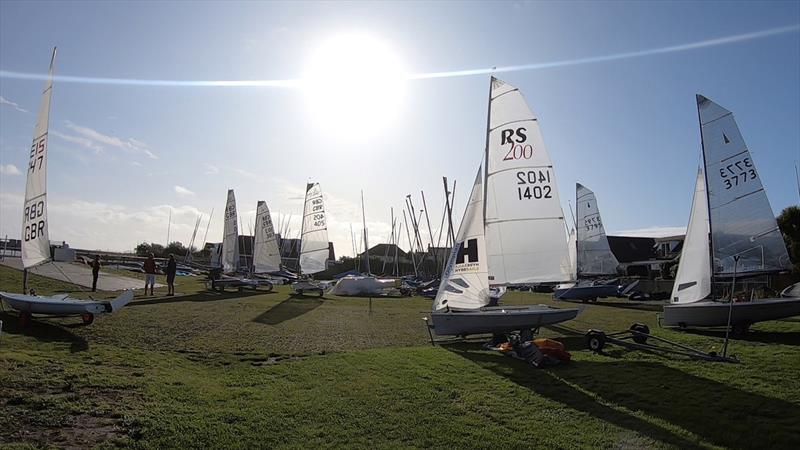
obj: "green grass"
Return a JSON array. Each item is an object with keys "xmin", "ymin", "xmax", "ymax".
[{"xmin": 1, "ymin": 264, "xmax": 799, "ymax": 449}]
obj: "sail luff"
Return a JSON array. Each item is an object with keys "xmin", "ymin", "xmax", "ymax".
[{"xmin": 21, "ymin": 48, "xmax": 56, "ymax": 269}]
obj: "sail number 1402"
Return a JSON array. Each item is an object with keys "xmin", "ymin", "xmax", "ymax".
[{"xmin": 516, "ymin": 169, "xmax": 552, "ymax": 200}]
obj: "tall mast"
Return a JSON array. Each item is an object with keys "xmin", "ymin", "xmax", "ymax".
[
  {"xmin": 361, "ymin": 190, "xmax": 370, "ymax": 275},
  {"xmin": 482, "ymin": 77, "xmax": 494, "ymax": 222}
]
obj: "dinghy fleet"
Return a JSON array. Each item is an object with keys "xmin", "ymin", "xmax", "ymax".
[{"xmin": 1, "ymin": 50, "xmax": 798, "ymax": 342}]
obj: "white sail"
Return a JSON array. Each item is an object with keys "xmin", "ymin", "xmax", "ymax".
[
  {"xmin": 568, "ymin": 228, "xmax": 577, "ymax": 281},
  {"xmin": 299, "ymin": 182, "xmax": 329, "ymax": 275},
  {"xmin": 434, "ymin": 167, "xmax": 490, "ymax": 311},
  {"xmin": 222, "ymin": 189, "xmax": 239, "ymax": 273},
  {"xmin": 575, "ymin": 183, "xmax": 619, "ymax": 276},
  {"xmin": 671, "ymin": 168, "xmax": 712, "ymax": 304},
  {"xmin": 698, "ymin": 95, "xmax": 791, "ymax": 275},
  {"xmin": 253, "ymin": 200, "xmax": 281, "ymax": 273},
  {"xmin": 21, "ymin": 48, "xmax": 56, "ymax": 269},
  {"xmin": 484, "ymin": 77, "xmax": 572, "ymax": 284}
]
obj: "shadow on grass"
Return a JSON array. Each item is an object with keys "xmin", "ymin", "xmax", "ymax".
[
  {"xmin": 127, "ymin": 289, "xmax": 269, "ymax": 307},
  {"xmin": 0, "ymin": 311, "xmax": 89, "ymax": 353},
  {"xmin": 680, "ymin": 327, "xmax": 800, "ymax": 346},
  {"xmin": 253, "ymin": 297, "xmax": 324, "ymax": 325},
  {"xmin": 444, "ymin": 343, "xmax": 800, "ymax": 450}
]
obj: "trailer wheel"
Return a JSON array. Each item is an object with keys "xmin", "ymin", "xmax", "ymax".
[
  {"xmin": 264, "ymin": 282, "xmax": 274, "ymax": 293},
  {"xmin": 81, "ymin": 313, "xmax": 95, "ymax": 325},
  {"xmin": 629, "ymin": 323, "xmax": 650, "ymax": 344},
  {"xmin": 317, "ymin": 289, "xmax": 323, "ymax": 298},
  {"xmin": 19, "ymin": 312, "xmax": 32, "ymax": 328},
  {"xmin": 586, "ymin": 331, "xmax": 606, "ymax": 352},
  {"xmin": 296, "ymin": 289, "xmax": 304, "ymax": 296}
]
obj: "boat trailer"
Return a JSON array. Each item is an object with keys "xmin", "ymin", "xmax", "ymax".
[{"xmin": 585, "ymin": 323, "xmax": 739, "ymax": 363}]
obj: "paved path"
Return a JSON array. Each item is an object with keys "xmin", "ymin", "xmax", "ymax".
[{"xmin": 0, "ymin": 257, "xmax": 163, "ymax": 291}]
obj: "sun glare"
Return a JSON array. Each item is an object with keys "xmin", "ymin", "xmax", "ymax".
[{"xmin": 303, "ymin": 33, "xmax": 407, "ymax": 140}]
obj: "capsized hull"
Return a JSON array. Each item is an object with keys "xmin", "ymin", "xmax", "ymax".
[
  {"xmin": 553, "ymin": 283, "xmax": 620, "ymax": 300},
  {"xmin": 0, "ymin": 290, "xmax": 133, "ymax": 316},
  {"xmin": 662, "ymin": 297, "xmax": 800, "ymax": 327},
  {"xmin": 429, "ymin": 304, "xmax": 580, "ymax": 336}
]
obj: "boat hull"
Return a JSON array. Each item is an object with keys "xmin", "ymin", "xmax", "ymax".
[
  {"xmin": 0, "ymin": 291, "xmax": 133, "ymax": 316},
  {"xmin": 553, "ymin": 284, "xmax": 620, "ymax": 300},
  {"xmin": 662, "ymin": 297, "xmax": 800, "ymax": 327},
  {"xmin": 429, "ymin": 304, "xmax": 580, "ymax": 336}
]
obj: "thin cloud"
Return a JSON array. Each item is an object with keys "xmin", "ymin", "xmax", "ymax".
[
  {"xmin": 0, "ymin": 96, "xmax": 28, "ymax": 113},
  {"xmin": 174, "ymin": 185, "xmax": 195, "ymax": 196},
  {"xmin": 53, "ymin": 121, "xmax": 159, "ymax": 160},
  {"xmin": 0, "ymin": 164, "xmax": 22, "ymax": 175},
  {"xmin": 204, "ymin": 163, "xmax": 220, "ymax": 175}
]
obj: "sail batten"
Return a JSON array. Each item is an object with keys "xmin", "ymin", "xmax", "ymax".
[
  {"xmin": 299, "ymin": 182, "xmax": 329, "ymax": 275},
  {"xmin": 21, "ymin": 48, "xmax": 56, "ymax": 269}
]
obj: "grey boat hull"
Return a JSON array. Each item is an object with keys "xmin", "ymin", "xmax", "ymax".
[
  {"xmin": 429, "ymin": 304, "xmax": 580, "ymax": 336},
  {"xmin": 662, "ymin": 297, "xmax": 800, "ymax": 327},
  {"xmin": 553, "ymin": 284, "xmax": 620, "ymax": 301}
]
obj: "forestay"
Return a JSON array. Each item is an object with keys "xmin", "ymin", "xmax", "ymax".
[
  {"xmin": 434, "ymin": 167, "xmax": 490, "ymax": 311},
  {"xmin": 253, "ymin": 201, "xmax": 281, "ymax": 273},
  {"xmin": 698, "ymin": 95, "xmax": 791, "ymax": 275},
  {"xmin": 299, "ymin": 182, "xmax": 329, "ymax": 275},
  {"xmin": 671, "ymin": 168, "xmax": 712, "ymax": 304},
  {"xmin": 576, "ymin": 183, "xmax": 619, "ymax": 276},
  {"xmin": 222, "ymin": 189, "xmax": 239, "ymax": 273},
  {"xmin": 21, "ymin": 48, "xmax": 56, "ymax": 269},
  {"xmin": 484, "ymin": 77, "xmax": 572, "ymax": 284}
]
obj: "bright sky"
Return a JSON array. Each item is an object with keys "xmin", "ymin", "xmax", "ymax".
[{"xmin": 1, "ymin": 1, "xmax": 798, "ymax": 255}]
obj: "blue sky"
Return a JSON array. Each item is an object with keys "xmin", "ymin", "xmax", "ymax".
[{"xmin": 1, "ymin": 1, "xmax": 798, "ymax": 254}]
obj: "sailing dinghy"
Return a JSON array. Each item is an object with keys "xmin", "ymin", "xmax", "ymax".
[
  {"xmin": 428, "ymin": 77, "xmax": 579, "ymax": 337},
  {"xmin": 554, "ymin": 183, "xmax": 626, "ymax": 301},
  {"xmin": 208, "ymin": 190, "xmax": 273, "ymax": 292},
  {"xmin": 291, "ymin": 182, "xmax": 329, "ymax": 296},
  {"xmin": 0, "ymin": 48, "xmax": 133, "ymax": 325},
  {"xmin": 662, "ymin": 95, "xmax": 800, "ymax": 333}
]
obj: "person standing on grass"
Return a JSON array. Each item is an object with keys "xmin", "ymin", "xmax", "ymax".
[
  {"xmin": 143, "ymin": 253, "xmax": 157, "ymax": 296},
  {"xmin": 165, "ymin": 254, "xmax": 177, "ymax": 296},
  {"xmin": 91, "ymin": 254, "xmax": 101, "ymax": 292}
]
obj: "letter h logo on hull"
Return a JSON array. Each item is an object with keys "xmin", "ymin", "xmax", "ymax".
[{"xmin": 456, "ymin": 238, "xmax": 479, "ymax": 264}]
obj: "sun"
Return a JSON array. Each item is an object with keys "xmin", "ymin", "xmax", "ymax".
[{"xmin": 303, "ymin": 33, "xmax": 407, "ymax": 140}]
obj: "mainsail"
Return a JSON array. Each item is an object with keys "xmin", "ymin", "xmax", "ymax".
[
  {"xmin": 671, "ymin": 168, "xmax": 712, "ymax": 304},
  {"xmin": 484, "ymin": 77, "xmax": 572, "ymax": 284},
  {"xmin": 575, "ymin": 183, "xmax": 619, "ymax": 276},
  {"xmin": 222, "ymin": 189, "xmax": 239, "ymax": 273},
  {"xmin": 434, "ymin": 167, "xmax": 490, "ymax": 311},
  {"xmin": 299, "ymin": 182, "xmax": 329, "ymax": 275},
  {"xmin": 21, "ymin": 48, "xmax": 56, "ymax": 269},
  {"xmin": 253, "ymin": 200, "xmax": 281, "ymax": 273},
  {"xmin": 697, "ymin": 95, "xmax": 791, "ymax": 275}
]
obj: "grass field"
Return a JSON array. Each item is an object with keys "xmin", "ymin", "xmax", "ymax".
[{"xmin": 1, "ymin": 264, "xmax": 799, "ymax": 449}]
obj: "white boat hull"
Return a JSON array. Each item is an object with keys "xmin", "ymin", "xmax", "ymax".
[
  {"xmin": 0, "ymin": 290, "xmax": 133, "ymax": 316},
  {"xmin": 329, "ymin": 276, "xmax": 398, "ymax": 296},
  {"xmin": 662, "ymin": 297, "xmax": 800, "ymax": 327},
  {"xmin": 429, "ymin": 304, "xmax": 580, "ymax": 336}
]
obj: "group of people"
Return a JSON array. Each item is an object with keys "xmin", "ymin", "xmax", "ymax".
[{"xmin": 91, "ymin": 253, "xmax": 177, "ymax": 296}]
